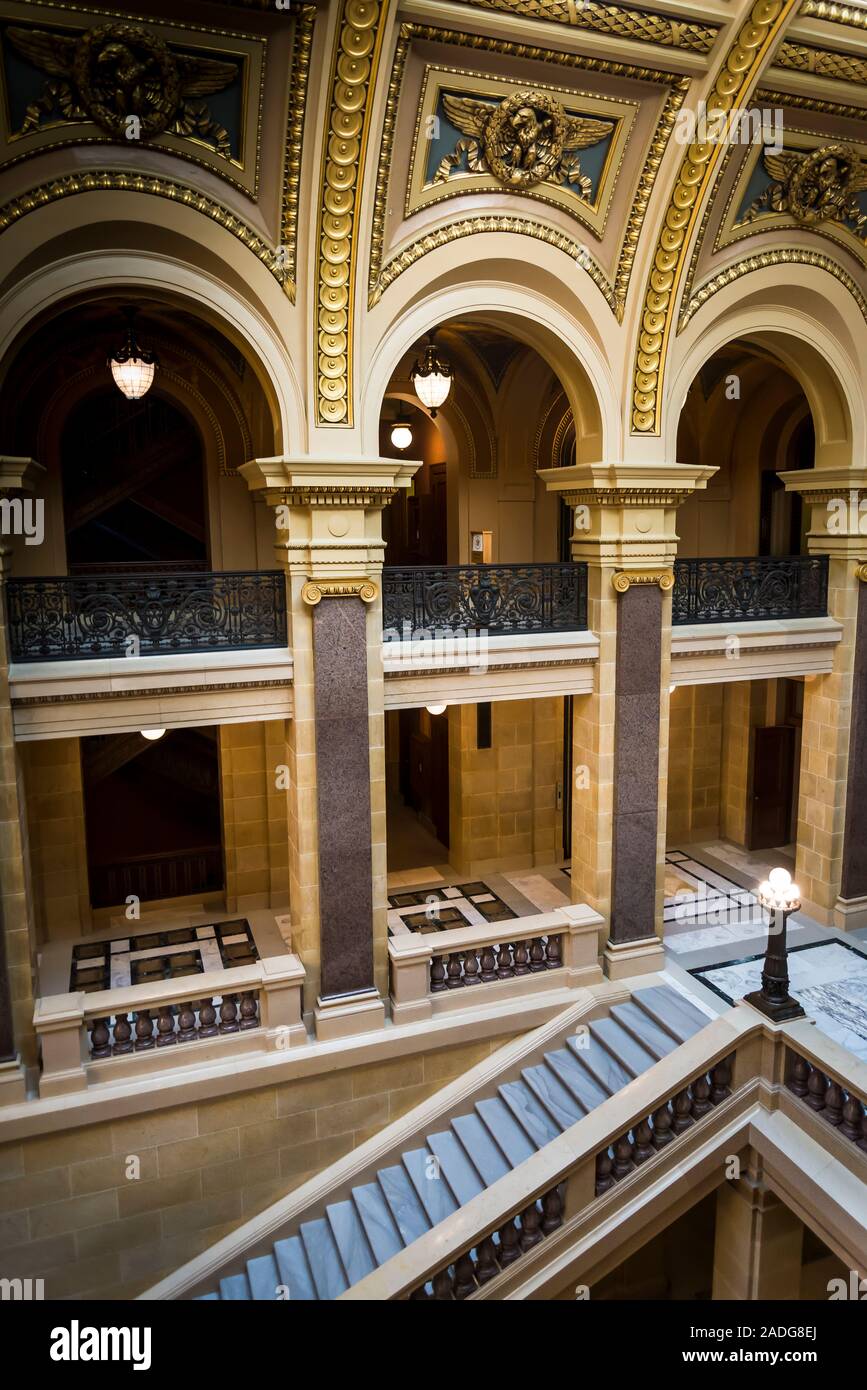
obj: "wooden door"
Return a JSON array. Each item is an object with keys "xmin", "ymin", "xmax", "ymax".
[{"xmin": 748, "ymin": 725, "xmax": 796, "ymax": 850}]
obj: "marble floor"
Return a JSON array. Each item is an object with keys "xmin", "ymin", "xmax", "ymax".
[{"xmin": 70, "ymin": 919, "xmax": 259, "ymax": 992}]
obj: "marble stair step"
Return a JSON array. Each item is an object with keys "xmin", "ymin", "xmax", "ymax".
[
  {"xmin": 567, "ymin": 1032, "xmax": 633, "ymax": 1093},
  {"xmin": 326, "ymin": 1199, "xmax": 377, "ymax": 1286},
  {"xmin": 299, "ymin": 1217, "xmax": 348, "ymax": 1301},
  {"xmin": 219, "ymin": 1272, "xmax": 251, "ymax": 1300},
  {"xmin": 377, "ymin": 1164, "xmax": 432, "ymax": 1247},
  {"xmin": 351, "ymin": 1182, "xmax": 404, "ymax": 1266},
  {"xmin": 610, "ymin": 1000, "xmax": 682, "ymax": 1060},
  {"xmin": 274, "ymin": 1235, "xmax": 317, "ymax": 1301},
  {"xmin": 246, "ymin": 1253, "xmax": 281, "ymax": 1301},
  {"xmin": 499, "ymin": 1079, "xmax": 563, "ymax": 1146},
  {"xmin": 522, "ymin": 1062, "xmax": 587, "ymax": 1129},
  {"xmin": 545, "ymin": 1047, "xmax": 610, "ymax": 1112},
  {"xmin": 476, "ymin": 1097, "xmax": 538, "ymax": 1167},
  {"xmin": 588, "ymin": 1017, "xmax": 657, "ymax": 1078},
  {"xmin": 426, "ymin": 1128, "xmax": 486, "ymax": 1206},
  {"xmin": 450, "ymin": 1112, "xmax": 511, "ymax": 1187},
  {"xmin": 402, "ymin": 1147, "xmax": 459, "ymax": 1226},
  {"xmin": 632, "ymin": 986, "xmax": 710, "ymax": 1043}
]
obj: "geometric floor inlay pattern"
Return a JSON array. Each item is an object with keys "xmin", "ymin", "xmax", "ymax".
[
  {"xmin": 661, "ymin": 850, "xmax": 802, "ymax": 957},
  {"xmin": 387, "ymin": 882, "xmax": 517, "ymax": 937},
  {"xmin": 70, "ymin": 919, "xmax": 259, "ymax": 992}
]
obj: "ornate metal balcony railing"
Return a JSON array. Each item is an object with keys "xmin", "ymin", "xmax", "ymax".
[
  {"xmin": 6, "ymin": 570, "xmax": 287, "ymax": 661},
  {"xmin": 672, "ymin": 555, "xmax": 829, "ymax": 625},
  {"xmin": 382, "ymin": 563, "xmax": 588, "ymax": 636}
]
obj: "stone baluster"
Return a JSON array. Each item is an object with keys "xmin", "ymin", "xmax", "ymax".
[
  {"xmin": 156, "ymin": 1004, "xmax": 177, "ymax": 1046},
  {"xmin": 198, "ymin": 998, "xmax": 218, "ymax": 1037},
  {"xmin": 134, "ymin": 1011, "xmax": 155, "ymax": 1050},
  {"xmin": 219, "ymin": 995, "xmax": 239, "ymax": 1033},
  {"xmin": 545, "ymin": 934, "xmax": 562, "ymax": 970},
  {"xmin": 519, "ymin": 1201, "xmax": 543, "ymax": 1251},
  {"xmin": 788, "ymin": 1054, "xmax": 810, "ymax": 1097},
  {"xmin": 446, "ymin": 954, "xmax": 463, "ymax": 989},
  {"xmin": 462, "ymin": 951, "xmax": 480, "ymax": 986},
  {"xmin": 430, "ymin": 956, "xmax": 446, "ymax": 992},
  {"xmin": 453, "ymin": 1253, "xmax": 477, "ymax": 1299},
  {"xmin": 710, "ymin": 1057, "xmax": 732, "ymax": 1104},
  {"xmin": 479, "ymin": 946, "xmax": 497, "ymax": 983},
  {"xmin": 690, "ymin": 1073, "xmax": 712, "ymax": 1119},
  {"xmin": 176, "ymin": 1003, "xmax": 197, "ymax": 1043},
  {"xmin": 89, "ymin": 1017, "xmax": 111, "ymax": 1059},
  {"xmin": 595, "ymin": 1148, "xmax": 614, "ymax": 1194},
  {"xmin": 672, "ymin": 1089, "xmax": 694, "ymax": 1134},
  {"xmin": 612, "ymin": 1133, "xmax": 635, "ymax": 1179},
  {"xmin": 633, "ymin": 1117, "xmax": 655, "ymax": 1161},
  {"xmin": 651, "ymin": 1102, "xmax": 673, "ymax": 1148},
  {"xmin": 239, "ymin": 992, "xmax": 260, "ymax": 1030},
  {"xmin": 541, "ymin": 1187, "xmax": 563, "ymax": 1235},
  {"xmin": 825, "ymin": 1080, "xmax": 844, "ymax": 1126},
  {"xmin": 841, "ymin": 1092, "xmax": 864, "ymax": 1143},
  {"xmin": 112, "ymin": 1013, "xmax": 133, "ymax": 1055},
  {"xmin": 512, "ymin": 941, "xmax": 530, "ymax": 976},
  {"xmin": 498, "ymin": 1219, "xmax": 521, "ymax": 1265},
  {"xmin": 432, "ymin": 1268, "xmax": 454, "ymax": 1300},
  {"xmin": 528, "ymin": 938, "xmax": 546, "ymax": 972},
  {"xmin": 806, "ymin": 1068, "xmax": 828, "ymax": 1111},
  {"xmin": 475, "ymin": 1236, "xmax": 499, "ymax": 1283},
  {"xmin": 496, "ymin": 943, "xmax": 514, "ymax": 979}
]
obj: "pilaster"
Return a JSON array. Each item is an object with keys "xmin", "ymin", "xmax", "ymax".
[{"xmin": 712, "ymin": 1161, "xmax": 804, "ymax": 1301}]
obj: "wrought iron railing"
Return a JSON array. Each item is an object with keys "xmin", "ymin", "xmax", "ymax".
[
  {"xmin": 672, "ymin": 555, "xmax": 828, "ymax": 625},
  {"xmin": 6, "ymin": 570, "xmax": 287, "ymax": 661},
  {"xmin": 382, "ymin": 563, "xmax": 588, "ymax": 635}
]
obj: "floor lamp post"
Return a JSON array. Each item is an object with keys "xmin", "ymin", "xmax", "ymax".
[{"xmin": 744, "ymin": 867, "xmax": 806, "ymax": 1023}]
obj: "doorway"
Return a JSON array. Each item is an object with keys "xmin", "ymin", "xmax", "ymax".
[{"xmin": 386, "ymin": 707, "xmax": 450, "ymax": 872}]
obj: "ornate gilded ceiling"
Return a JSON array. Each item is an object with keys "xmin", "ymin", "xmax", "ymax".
[{"xmin": 0, "ymin": 0, "xmax": 865, "ymax": 441}]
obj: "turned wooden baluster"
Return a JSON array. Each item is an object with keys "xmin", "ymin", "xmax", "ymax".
[
  {"xmin": 496, "ymin": 942, "xmax": 514, "ymax": 979},
  {"xmin": 595, "ymin": 1149, "xmax": 614, "ymax": 1194},
  {"xmin": 198, "ymin": 998, "xmax": 218, "ymax": 1037},
  {"xmin": 479, "ymin": 945, "xmax": 497, "ymax": 983},
  {"xmin": 134, "ymin": 1011, "xmax": 155, "ymax": 1050},
  {"xmin": 475, "ymin": 1236, "xmax": 499, "ymax": 1283},
  {"xmin": 528, "ymin": 938, "xmax": 546, "ymax": 972},
  {"xmin": 545, "ymin": 934, "xmax": 562, "ymax": 970},
  {"xmin": 219, "ymin": 995, "xmax": 239, "ymax": 1033},
  {"xmin": 112, "ymin": 1013, "xmax": 133, "ymax": 1055},
  {"xmin": 432, "ymin": 1268, "xmax": 454, "ymax": 1299},
  {"xmin": 89, "ymin": 1018, "xmax": 111, "ymax": 1059},
  {"xmin": 633, "ymin": 1117, "xmax": 655, "ymax": 1162},
  {"xmin": 690, "ymin": 1074, "xmax": 712, "ymax": 1119},
  {"xmin": 824, "ymin": 1080, "xmax": 844, "ymax": 1126},
  {"xmin": 156, "ymin": 1004, "xmax": 177, "ymax": 1046},
  {"xmin": 176, "ymin": 1003, "xmax": 197, "ymax": 1043},
  {"xmin": 710, "ymin": 1058, "xmax": 732, "ymax": 1104},
  {"xmin": 788, "ymin": 1054, "xmax": 810, "ymax": 1097},
  {"xmin": 239, "ymin": 992, "xmax": 259, "ymax": 1029},
  {"xmin": 446, "ymin": 953, "xmax": 464, "ymax": 989},
  {"xmin": 430, "ymin": 956, "xmax": 446, "ymax": 992},
  {"xmin": 462, "ymin": 951, "xmax": 481, "ymax": 985},
  {"xmin": 841, "ymin": 1092, "xmax": 864, "ymax": 1143},
  {"xmin": 672, "ymin": 1089, "xmax": 694, "ymax": 1135},
  {"xmin": 498, "ymin": 1219, "xmax": 521, "ymax": 1265},
  {"xmin": 612, "ymin": 1133, "xmax": 635, "ymax": 1179},
  {"xmin": 651, "ymin": 1102, "xmax": 673, "ymax": 1148},
  {"xmin": 453, "ymin": 1252, "xmax": 477, "ymax": 1299},
  {"xmin": 512, "ymin": 941, "xmax": 530, "ymax": 976},
  {"xmin": 519, "ymin": 1201, "xmax": 543, "ymax": 1250},
  {"xmin": 541, "ymin": 1187, "xmax": 563, "ymax": 1235},
  {"xmin": 806, "ymin": 1067, "xmax": 828, "ymax": 1112}
]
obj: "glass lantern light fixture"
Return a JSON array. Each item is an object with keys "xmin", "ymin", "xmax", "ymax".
[
  {"xmin": 411, "ymin": 333, "xmax": 453, "ymax": 417},
  {"xmin": 109, "ymin": 307, "xmax": 158, "ymax": 400},
  {"xmin": 390, "ymin": 404, "xmax": 414, "ymax": 452}
]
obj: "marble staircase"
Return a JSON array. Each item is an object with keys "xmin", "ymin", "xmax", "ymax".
[{"xmin": 198, "ymin": 985, "xmax": 711, "ymax": 1301}]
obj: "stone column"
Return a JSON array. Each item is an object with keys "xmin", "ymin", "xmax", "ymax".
[
  {"xmin": 539, "ymin": 463, "xmax": 715, "ymax": 979},
  {"xmin": 0, "ymin": 458, "xmax": 45, "ymax": 1100},
  {"xmin": 780, "ymin": 468, "xmax": 867, "ymax": 928},
  {"xmin": 712, "ymin": 1166, "xmax": 804, "ymax": 1300},
  {"xmin": 240, "ymin": 458, "xmax": 418, "ymax": 1037}
]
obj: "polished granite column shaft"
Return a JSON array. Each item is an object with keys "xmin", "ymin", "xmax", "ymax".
[
  {"xmin": 610, "ymin": 584, "xmax": 663, "ymax": 943},
  {"xmin": 0, "ymin": 904, "xmax": 14, "ymax": 1064},
  {"xmin": 841, "ymin": 579, "xmax": 867, "ymax": 901},
  {"xmin": 312, "ymin": 596, "xmax": 374, "ymax": 999}
]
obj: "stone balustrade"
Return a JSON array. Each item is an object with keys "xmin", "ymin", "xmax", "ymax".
[
  {"xmin": 783, "ymin": 1022, "xmax": 867, "ymax": 1156},
  {"xmin": 387, "ymin": 904, "xmax": 605, "ymax": 1024}
]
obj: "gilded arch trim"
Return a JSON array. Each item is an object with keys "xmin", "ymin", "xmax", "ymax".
[{"xmin": 678, "ymin": 247, "xmax": 867, "ymax": 332}]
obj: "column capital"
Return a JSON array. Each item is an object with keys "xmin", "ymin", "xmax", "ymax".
[
  {"xmin": 780, "ymin": 466, "xmax": 867, "ymax": 558},
  {"xmin": 0, "ymin": 456, "xmax": 44, "ymax": 495},
  {"xmin": 239, "ymin": 456, "xmax": 420, "ymax": 510}
]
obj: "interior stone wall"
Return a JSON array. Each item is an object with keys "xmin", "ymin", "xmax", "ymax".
[
  {"xmin": 220, "ymin": 720, "xmax": 290, "ymax": 914},
  {"xmin": 20, "ymin": 738, "xmax": 90, "ymax": 943},
  {"xmin": 666, "ymin": 685, "xmax": 724, "ymax": 845}
]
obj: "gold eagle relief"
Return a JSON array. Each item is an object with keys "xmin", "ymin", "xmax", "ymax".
[
  {"xmin": 6, "ymin": 23, "xmax": 239, "ymax": 158},
  {"xmin": 434, "ymin": 89, "xmax": 613, "ymax": 198},
  {"xmin": 744, "ymin": 144, "xmax": 867, "ymax": 242}
]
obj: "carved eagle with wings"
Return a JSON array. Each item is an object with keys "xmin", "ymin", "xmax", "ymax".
[
  {"xmin": 434, "ymin": 89, "xmax": 614, "ymax": 197},
  {"xmin": 744, "ymin": 143, "xmax": 867, "ymax": 240},
  {"xmin": 7, "ymin": 22, "xmax": 239, "ymax": 158}
]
